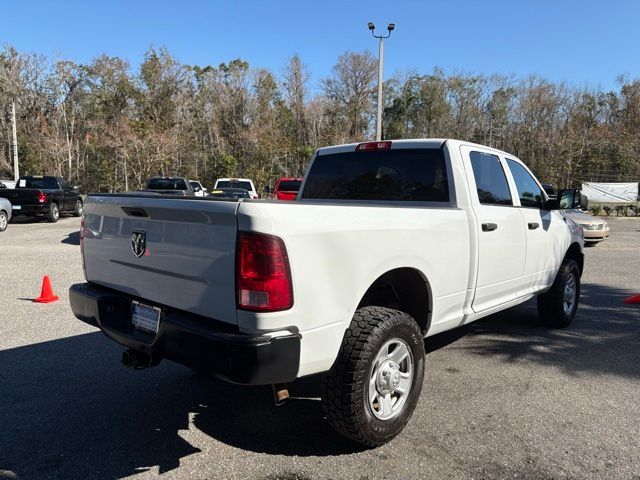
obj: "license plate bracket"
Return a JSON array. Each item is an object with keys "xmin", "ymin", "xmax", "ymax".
[{"xmin": 131, "ymin": 301, "xmax": 161, "ymax": 334}]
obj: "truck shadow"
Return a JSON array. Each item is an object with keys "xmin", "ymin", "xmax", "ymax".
[
  {"xmin": 60, "ymin": 230, "xmax": 80, "ymax": 245},
  {"xmin": 426, "ymin": 283, "xmax": 640, "ymax": 380},
  {"xmin": 1, "ymin": 283, "xmax": 637, "ymax": 479}
]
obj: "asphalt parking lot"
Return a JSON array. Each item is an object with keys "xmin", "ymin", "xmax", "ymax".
[{"xmin": 1, "ymin": 215, "xmax": 639, "ymax": 480}]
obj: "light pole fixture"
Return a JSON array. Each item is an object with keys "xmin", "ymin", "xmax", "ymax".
[{"xmin": 369, "ymin": 22, "xmax": 395, "ymax": 141}]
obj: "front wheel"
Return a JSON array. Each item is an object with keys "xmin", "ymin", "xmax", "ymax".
[
  {"xmin": 47, "ymin": 203, "xmax": 59, "ymax": 223},
  {"xmin": 322, "ymin": 306, "xmax": 425, "ymax": 447},
  {"xmin": 537, "ymin": 258, "xmax": 581, "ymax": 328},
  {"xmin": 0, "ymin": 211, "xmax": 7, "ymax": 232}
]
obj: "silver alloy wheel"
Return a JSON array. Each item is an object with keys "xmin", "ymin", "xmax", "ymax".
[
  {"xmin": 368, "ymin": 338, "xmax": 414, "ymax": 421},
  {"xmin": 0, "ymin": 213, "xmax": 7, "ymax": 230},
  {"xmin": 52, "ymin": 204, "xmax": 59, "ymax": 220},
  {"xmin": 77, "ymin": 201, "xmax": 83, "ymax": 215},
  {"xmin": 563, "ymin": 273, "xmax": 577, "ymax": 315}
]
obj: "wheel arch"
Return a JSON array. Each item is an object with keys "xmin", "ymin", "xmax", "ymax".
[
  {"xmin": 356, "ymin": 267, "xmax": 432, "ymax": 335},
  {"xmin": 564, "ymin": 242, "xmax": 584, "ymax": 276}
]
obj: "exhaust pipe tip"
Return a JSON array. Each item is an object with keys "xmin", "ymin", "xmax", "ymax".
[{"xmin": 122, "ymin": 349, "xmax": 158, "ymax": 369}]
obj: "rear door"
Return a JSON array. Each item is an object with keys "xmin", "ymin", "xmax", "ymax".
[
  {"xmin": 504, "ymin": 158, "xmax": 568, "ymax": 295},
  {"xmin": 58, "ymin": 178, "xmax": 76, "ymax": 210},
  {"xmin": 460, "ymin": 146, "xmax": 526, "ymax": 312}
]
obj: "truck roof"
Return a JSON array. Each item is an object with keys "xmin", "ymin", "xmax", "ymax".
[{"xmin": 316, "ymin": 139, "xmax": 514, "ymax": 158}]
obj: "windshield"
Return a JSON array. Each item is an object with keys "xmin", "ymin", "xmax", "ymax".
[
  {"xmin": 301, "ymin": 148, "xmax": 449, "ymax": 202},
  {"xmin": 278, "ymin": 180, "xmax": 302, "ymax": 192},
  {"xmin": 216, "ymin": 180, "xmax": 253, "ymax": 191},
  {"xmin": 147, "ymin": 178, "xmax": 188, "ymax": 190},
  {"xmin": 18, "ymin": 177, "xmax": 59, "ymax": 189},
  {"xmin": 189, "ymin": 181, "xmax": 201, "ymax": 189}
]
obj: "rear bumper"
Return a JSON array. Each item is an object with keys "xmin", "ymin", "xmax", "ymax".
[
  {"xmin": 69, "ymin": 282, "xmax": 301, "ymax": 385},
  {"xmin": 12, "ymin": 205, "xmax": 49, "ymax": 216}
]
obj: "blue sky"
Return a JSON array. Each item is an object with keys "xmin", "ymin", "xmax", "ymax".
[{"xmin": 3, "ymin": 0, "xmax": 638, "ymax": 92}]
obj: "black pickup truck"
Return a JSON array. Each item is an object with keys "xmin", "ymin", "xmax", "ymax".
[{"xmin": 0, "ymin": 176, "xmax": 82, "ymax": 223}]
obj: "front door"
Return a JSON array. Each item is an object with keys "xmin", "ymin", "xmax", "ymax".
[
  {"xmin": 504, "ymin": 158, "xmax": 569, "ymax": 295},
  {"xmin": 460, "ymin": 146, "xmax": 526, "ymax": 313}
]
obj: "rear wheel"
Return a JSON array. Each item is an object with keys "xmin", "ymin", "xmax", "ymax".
[
  {"xmin": 0, "ymin": 211, "xmax": 7, "ymax": 232},
  {"xmin": 537, "ymin": 258, "xmax": 580, "ymax": 328},
  {"xmin": 322, "ymin": 306, "xmax": 425, "ymax": 447},
  {"xmin": 73, "ymin": 199, "xmax": 83, "ymax": 217},
  {"xmin": 47, "ymin": 203, "xmax": 59, "ymax": 223}
]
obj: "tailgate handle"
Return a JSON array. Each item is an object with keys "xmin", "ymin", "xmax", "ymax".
[
  {"xmin": 528, "ymin": 222, "xmax": 540, "ymax": 230},
  {"xmin": 121, "ymin": 206, "xmax": 150, "ymax": 218},
  {"xmin": 481, "ymin": 223, "xmax": 498, "ymax": 232}
]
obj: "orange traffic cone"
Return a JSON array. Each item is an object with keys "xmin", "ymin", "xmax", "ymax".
[
  {"xmin": 623, "ymin": 294, "xmax": 640, "ymax": 304},
  {"xmin": 34, "ymin": 275, "xmax": 59, "ymax": 303}
]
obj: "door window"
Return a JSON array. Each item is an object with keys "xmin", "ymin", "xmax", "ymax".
[
  {"xmin": 469, "ymin": 151, "xmax": 512, "ymax": 206},
  {"xmin": 506, "ymin": 159, "xmax": 545, "ymax": 208}
]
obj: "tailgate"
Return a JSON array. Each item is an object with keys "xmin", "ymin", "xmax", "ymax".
[{"xmin": 82, "ymin": 194, "xmax": 239, "ymax": 326}]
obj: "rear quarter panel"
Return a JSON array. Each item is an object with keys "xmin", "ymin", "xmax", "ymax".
[{"xmin": 236, "ymin": 200, "xmax": 471, "ymax": 375}]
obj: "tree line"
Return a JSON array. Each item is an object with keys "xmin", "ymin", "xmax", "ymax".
[{"xmin": 0, "ymin": 45, "xmax": 639, "ymax": 193}]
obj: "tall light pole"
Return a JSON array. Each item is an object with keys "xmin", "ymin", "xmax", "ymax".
[
  {"xmin": 11, "ymin": 101, "xmax": 19, "ymax": 181},
  {"xmin": 368, "ymin": 22, "xmax": 395, "ymax": 141}
]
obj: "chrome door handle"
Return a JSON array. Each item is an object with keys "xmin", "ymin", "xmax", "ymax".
[
  {"xmin": 481, "ymin": 223, "xmax": 498, "ymax": 232},
  {"xmin": 528, "ymin": 222, "xmax": 540, "ymax": 230}
]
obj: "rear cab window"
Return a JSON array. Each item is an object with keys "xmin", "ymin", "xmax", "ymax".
[
  {"xmin": 147, "ymin": 179, "xmax": 188, "ymax": 190},
  {"xmin": 217, "ymin": 180, "xmax": 253, "ymax": 191},
  {"xmin": 18, "ymin": 177, "xmax": 59, "ymax": 189},
  {"xmin": 468, "ymin": 152, "xmax": 513, "ymax": 206},
  {"xmin": 277, "ymin": 180, "xmax": 302, "ymax": 192},
  {"xmin": 301, "ymin": 148, "xmax": 449, "ymax": 202}
]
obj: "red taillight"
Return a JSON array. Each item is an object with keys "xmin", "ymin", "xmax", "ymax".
[
  {"xmin": 355, "ymin": 141, "xmax": 392, "ymax": 151},
  {"xmin": 236, "ymin": 232, "xmax": 293, "ymax": 312},
  {"xmin": 38, "ymin": 192, "xmax": 47, "ymax": 203}
]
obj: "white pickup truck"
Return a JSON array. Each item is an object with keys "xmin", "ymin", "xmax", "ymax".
[{"xmin": 70, "ymin": 139, "xmax": 585, "ymax": 446}]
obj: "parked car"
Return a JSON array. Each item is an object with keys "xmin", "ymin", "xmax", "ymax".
[
  {"xmin": 143, "ymin": 177, "xmax": 195, "ymax": 196},
  {"xmin": 272, "ymin": 177, "xmax": 303, "ymax": 201},
  {"xmin": 214, "ymin": 178, "xmax": 258, "ymax": 199},
  {"xmin": 70, "ymin": 139, "xmax": 585, "ymax": 447},
  {"xmin": 0, "ymin": 197, "xmax": 12, "ymax": 232},
  {"xmin": 564, "ymin": 209, "xmax": 609, "ymax": 246},
  {"xmin": 0, "ymin": 180, "xmax": 16, "ymax": 189},
  {"xmin": 189, "ymin": 180, "xmax": 208, "ymax": 197},
  {"xmin": 210, "ymin": 188, "xmax": 251, "ymax": 199},
  {"xmin": 0, "ymin": 175, "xmax": 82, "ymax": 223}
]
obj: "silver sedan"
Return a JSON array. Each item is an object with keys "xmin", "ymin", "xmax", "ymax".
[{"xmin": 0, "ymin": 197, "xmax": 12, "ymax": 232}]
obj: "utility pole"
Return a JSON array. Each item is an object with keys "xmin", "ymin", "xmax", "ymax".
[
  {"xmin": 11, "ymin": 101, "xmax": 19, "ymax": 181},
  {"xmin": 368, "ymin": 22, "xmax": 395, "ymax": 141}
]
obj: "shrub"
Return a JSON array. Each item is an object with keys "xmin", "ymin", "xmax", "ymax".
[
  {"xmin": 589, "ymin": 205, "xmax": 601, "ymax": 216},
  {"xmin": 603, "ymin": 206, "xmax": 612, "ymax": 216}
]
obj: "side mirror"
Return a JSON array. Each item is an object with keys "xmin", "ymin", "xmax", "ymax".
[{"xmin": 556, "ymin": 189, "xmax": 588, "ymax": 210}]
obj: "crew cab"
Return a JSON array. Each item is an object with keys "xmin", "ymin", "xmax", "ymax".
[
  {"xmin": 69, "ymin": 139, "xmax": 585, "ymax": 446},
  {"xmin": 0, "ymin": 175, "xmax": 82, "ymax": 222}
]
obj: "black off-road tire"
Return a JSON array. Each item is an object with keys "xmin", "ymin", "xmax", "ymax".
[
  {"xmin": 47, "ymin": 203, "xmax": 59, "ymax": 223},
  {"xmin": 537, "ymin": 258, "xmax": 580, "ymax": 328},
  {"xmin": 73, "ymin": 199, "xmax": 83, "ymax": 217},
  {"xmin": 0, "ymin": 210, "xmax": 7, "ymax": 232},
  {"xmin": 322, "ymin": 306, "xmax": 425, "ymax": 447}
]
